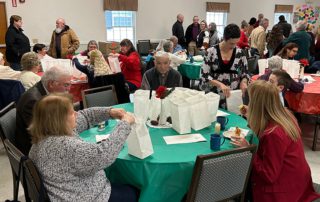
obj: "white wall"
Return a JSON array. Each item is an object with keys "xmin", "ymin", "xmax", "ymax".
[{"xmin": 2, "ymin": 0, "xmax": 320, "ymax": 50}]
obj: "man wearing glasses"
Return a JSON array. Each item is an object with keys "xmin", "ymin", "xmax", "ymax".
[{"xmin": 16, "ymin": 66, "xmax": 72, "ymax": 155}]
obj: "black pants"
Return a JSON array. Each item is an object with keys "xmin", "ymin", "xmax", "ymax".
[{"xmin": 109, "ymin": 184, "xmax": 139, "ymax": 202}]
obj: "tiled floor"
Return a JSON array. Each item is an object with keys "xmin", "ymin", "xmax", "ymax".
[{"xmin": 0, "ymin": 115, "xmax": 319, "ymax": 201}]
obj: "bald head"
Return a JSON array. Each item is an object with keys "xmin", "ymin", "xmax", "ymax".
[{"xmin": 177, "ymin": 14, "xmax": 184, "ymax": 23}]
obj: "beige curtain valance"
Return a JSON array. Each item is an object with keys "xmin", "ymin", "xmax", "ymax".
[
  {"xmin": 206, "ymin": 2, "xmax": 230, "ymax": 12},
  {"xmin": 104, "ymin": 0, "xmax": 138, "ymax": 11},
  {"xmin": 274, "ymin": 5, "xmax": 293, "ymax": 13}
]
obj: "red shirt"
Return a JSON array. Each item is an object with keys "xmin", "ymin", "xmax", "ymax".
[
  {"xmin": 237, "ymin": 30, "xmax": 249, "ymax": 49},
  {"xmin": 118, "ymin": 51, "xmax": 142, "ymax": 88},
  {"xmin": 251, "ymin": 123, "xmax": 320, "ymax": 202}
]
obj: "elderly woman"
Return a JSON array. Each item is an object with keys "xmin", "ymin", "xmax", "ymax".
[
  {"xmin": 33, "ymin": 43, "xmax": 52, "ymax": 60},
  {"xmin": 163, "ymin": 40, "xmax": 186, "ymax": 70},
  {"xmin": 81, "ymin": 40, "xmax": 98, "ymax": 57},
  {"xmin": 0, "ymin": 52, "xmax": 21, "ymax": 79},
  {"xmin": 170, "ymin": 36, "xmax": 183, "ymax": 53},
  {"xmin": 109, "ymin": 39, "xmax": 141, "ymax": 91},
  {"xmin": 19, "ymin": 52, "xmax": 41, "ymax": 90},
  {"xmin": 208, "ymin": 22, "xmax": 219, "ymax": 47},
  {"xmin": 237, "ymin": 20, "xmax": 249, "ymax": 49},
  {"xmin": 28, "ymin": 93, "xmax": 138, "ymax": 201},
  {"xmin": 232, "ymin": 80, "xmax": 320, "ymax": 202},
  {"xmin": 141, "ymin": 51, "xmax": 182, "ymax": 90},
  {"xmin": 200, "ymin": 23, "xmax": 249, "ymax": 109}
]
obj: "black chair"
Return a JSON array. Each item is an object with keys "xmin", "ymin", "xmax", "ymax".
[
  {"xmin": 186, "ymin": 145, "xmax": 256, "ymax": 202},
  {"xmin": 3, "ymin": 139, "xmax": 29, "ymax": 202},
  {"xmin": 82, "ymin": 85, "xmax": 118, "ymax": 108},
  {"xmin": 247, "ymin": 55, "xmax": 259, "ymax": 75},
  {"xmin": 0, "ymin": 79, "xmax": 25, "ymax": 110},
  {"xmin": 0, "ymin": 102, "xmax": 16, "ymax": 144},
  {"xmin": 22, "ymin": 158, "xmax": 50, "ymax": 202},
  {"xmin": 137, "ymin": 40, "xmax": 151, "ymax": 56}
]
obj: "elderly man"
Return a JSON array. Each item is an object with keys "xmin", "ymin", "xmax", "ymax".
[
  {"xmin": 141, "ymin": 51, "xmax": 182, "ymax": 90},
  {"xmin": 249, "ymin": 18, "xmax": 269, "ymax": 58},
  {"xmin": 283, "ymin": 21, "xmax": 312, "ymax": 61},
  {"xmin": 185, "ymin": 16, "xmax": 200, "ymax": 56},
  {"xmin": 172, "ymin": 14, "xmax": 186, "ymax": 48},
  {"xmin": 16, "ymin": 66, "xmax": 72, "ymax": 155},
  {"xmin": 48, "ymin": 18, "xmax": 80, "ymax": 59},
  {"xmin": 170, "ymin": 36, "xmax": 183, "ymax": 53}
]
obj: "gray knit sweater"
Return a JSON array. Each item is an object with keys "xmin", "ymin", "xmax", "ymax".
[{"xmin": 29, "ymin": 107, "xmax": 132, "ymax": 202}]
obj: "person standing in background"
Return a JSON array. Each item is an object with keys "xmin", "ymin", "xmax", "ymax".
[
  {"xmin": 48, "ymin": 18, "xmax": 80, "ymax": 59},
  {"xmin": 185, "ymin": 16, "xmax": 200, "ymax": 56},
  {"xmin": 5, "ymin": 15, "xmax": 30, "ymax": 70},
  {"xmin": 172, "ymin": 14, "xmax": 186, "ymax": 48}
]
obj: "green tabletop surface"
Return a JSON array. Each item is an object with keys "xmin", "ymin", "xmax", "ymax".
[
  {"xmin": 178, "ymin": 61, "xmax": 202, "ymax": 80},
  {"xmin": 80, "ymin": 103, "xmax": 258, "ymax": 202}
]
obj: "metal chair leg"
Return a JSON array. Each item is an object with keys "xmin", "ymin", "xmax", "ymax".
[{"xmin": 312, "ymin": 115, "xmax": 320, "ymax": 151}]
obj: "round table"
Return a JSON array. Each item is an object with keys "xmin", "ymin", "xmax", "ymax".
[
  {"xmin": 178, "ymin": 61, "xmax": 202, "ymax": 80},
  {"xmin": 80, "ymin": 103, "xmax": 257, "ymax": 202}
]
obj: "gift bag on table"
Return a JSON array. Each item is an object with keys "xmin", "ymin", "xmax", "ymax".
[
  {"xmin": 133, "ymin": 90, "xmax": 151, "ymax": 122},
  {"xmin": 169, "ymin": 98, "xmax": 191, "ymax": 134},
  {"xmin": 108, "ymin": 56, "xmax": 121, "ymax": 73},
  {"xmin": 205, "ymin": 92, "xmax": 220, "ymax": 122},
  {"xmin": 148, "ymin": 96, "xmax": 161, "ymax": 121},
  {"xmin": 127, "ymin": 117, "xmax": 154, "ymax": 159},
  {"xmin": 226, "ymin": 90, "xmax": 243, "ymax": 114},
  {"xmin": 185, "ymin": 96, "xmax": 211, "ymax": 130}
]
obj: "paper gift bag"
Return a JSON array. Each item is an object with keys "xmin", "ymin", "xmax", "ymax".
[
  {"xmin": 205, "ymin": 92, "xmax": 220, "ymax": 122},
  {"xmin": 258, "ymin": 59, "xmax": 268, "ymax": 75},
  {"xmin": 133, "ymin": 90, "xmax": 151, "ymax": 122},
  {"xmin": 148, "ymin": 96, "xmax": 161, "ymax": 121},
  {"xmin": 108, "ymin": 56, "xmax": 121, "ymax": 73},
  {"xmin": 185, "ymin": 96, "xmax": 211, "ymax": 130},
  {"xmin": 226, "ymin": 90, "xmax": 243, "ymax": 114},
  {"xmin": 127, "ymin": 118, "xmax": 154, "ymax": 159},
  {"xmin": 282, "ymin": 59, "xmax": 300, "ymax": 79},
  {"xmin": 170, "ymin": 98, "xmax": 191, "ymax": 134}
]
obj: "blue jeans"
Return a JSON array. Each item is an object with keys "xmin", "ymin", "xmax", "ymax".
[
  {"xmin": 10, "ymin": 62, "xmax": 22, "ymax": 71},
  {"xmin": 109, "ymin": 184, "xmax": 139, "ymax": 202}
]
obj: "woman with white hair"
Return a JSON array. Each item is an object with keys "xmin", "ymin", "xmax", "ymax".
[
  {"xmin": 282, "ymin": 20, "xmax": 312, "ymax": 60},
  {"xmin": 0, "ymin": 52, "xmax": 21, "ymax": 79},
  {"xmin": 19, "ymin": 52, "xmax": 41, "ymax": 90}
]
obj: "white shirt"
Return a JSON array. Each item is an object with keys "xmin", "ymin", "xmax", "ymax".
[{"xmin": 19, "ymin": 71, "xmax": 41, "ymax": 90}]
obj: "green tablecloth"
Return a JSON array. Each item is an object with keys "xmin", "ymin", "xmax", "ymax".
[
  {"xmin": 80, "ymin": 103, "xmax": 258, "ymax": 202},
  {"xmin": 178, "ymin": 61, "xmax": 202, "ymax": 80}
]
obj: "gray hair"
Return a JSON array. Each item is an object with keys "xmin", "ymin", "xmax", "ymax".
[
  {"xmin": 241, "ymin": 20, "xmax": 248, "ymax": 29},
  {"xmin": 21, "ymin": 52, "xmax": 40, "ymax": 71},
  {"xmin": 259, "ymin": 18, "xmax": 269, "ymax": 26},
  {"xmin": 163, "ymin": 41, "xmax": 173, "ymax": 52},
  {"xmin": 170, "ymin": 36, "xmax": 178, "ymax": 43},
  {"xmin": 87, "ymin": 40, "xmax": 98, "ymax": 50},
  {"xmin": 295, "ymin": 21, "xmax": 307, "ymax": 31},
  {"xmin": 209, "ymin": 22, "xmax": 217, "ymax": 32},
  {"xmin": 154, "ymin": 51, "xmax": 170, "ymax": 60},
  {"xmin": 41, "ymin": 66, "xmax": 72, "ymax": 88},
  {"xmin": 268, "ymin": 56, "xmax": 283, "ymax": 71}
]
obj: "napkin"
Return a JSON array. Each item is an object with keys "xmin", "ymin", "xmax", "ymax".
[{"xmin": 163, "ymin": 133, "xmax": 206, "ymax": 144}]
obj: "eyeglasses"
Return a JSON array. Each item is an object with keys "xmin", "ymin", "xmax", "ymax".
[{"xmin": 54, "ymin": 80, "xmax": 71, "ymax": 88}]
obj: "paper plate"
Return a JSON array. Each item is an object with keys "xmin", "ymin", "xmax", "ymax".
[{"xmin": 146, "ymin": 120, "xmax": 172, "ymax": 129}]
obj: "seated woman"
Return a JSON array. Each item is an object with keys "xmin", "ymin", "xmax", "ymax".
[
  {"xmin": 170, "ymin": 36, "xmax": 183, "ymax": 53},
  {"xmin": 200, "ymin": 23, "xmax": 249, "ymax": 109},
  {"xmin": 19, "ymin": 52, "xmax": 41, "ymax": 90},
  {"xmin": 0, "ymin": 52, "xmax": 21, "ymax": 79},
  {"xmin": 33, "ymin": 43, "xmax": 53, "ymax": 60},
  {"xmin": 80, "ymin": 40, "xmax": 98, "ymax": 57},
  {"xmin": 73, "ymin": 49, "xmax": 130, "ymax": 103},
  {"xmin": 163, "ymin": 40, "xmax": 186, "ymax": 70},
  {"xmin": 109, "ymin": 39, "xmax": 142, "ymax": 92},
  {"xmin": 28, "ymin": 93, "xmax": 138, "ymax": 202},
  {"xmin": 277, "ymin": 42, "xmax": 299, "ymax": 59},
  {"xmin": 232, "ymin": 80, "xmax": 320, "ymax": 202},
  {"xmin": 141, "ymin": 51, "xmax": 182, "ymax": 90}
]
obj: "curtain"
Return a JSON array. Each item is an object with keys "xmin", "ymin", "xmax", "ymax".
[
  {"xmin": 274, "ymin": 5, "xmax": 293, "ymax": 13},
  {"xmin": 104, "ymin": 0, "xmax": 138, "ymax": 11},
  {"xmin": 206, "ymin": 2, "xmax": 230, "ymax": 12}
]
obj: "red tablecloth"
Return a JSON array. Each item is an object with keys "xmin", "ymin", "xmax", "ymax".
[
  {"xmin": 285, "ymin": 76, "xmax": 320, "ymax": 114},
  {"xmin": 252, "ymin": 74, "xmax": 320, "ymax": 115}
]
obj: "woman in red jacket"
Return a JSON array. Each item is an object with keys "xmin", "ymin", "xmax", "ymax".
[
  {"xmin": 232, "ymin": 80, "xmax": 320, "ymax": 202},
  {"xmin": 110, "ymin": 39, "xmax": 141, "ymax": 91}
]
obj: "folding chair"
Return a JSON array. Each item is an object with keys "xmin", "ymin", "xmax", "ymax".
[
  {"xmin": 247, "ymin": 56, "xmax": 259, "ymax": 75},
  {"xmin": 137, "ymin": 40, "xmax": 151, "ymax": 56},
  {"xmin": 82, "ymin": 85, "xmax": 118, "ymax": 108},
  {"xmin": 186, "ymin": 145, "xmax": 256, "ymax": 202}
]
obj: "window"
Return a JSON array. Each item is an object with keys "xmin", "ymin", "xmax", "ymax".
[
  {"xmin": 206, "ymin": 12, "xmax": 227, "ymax": 39},
  {"xmin": 274, "ymin": 13, "xmax": 292, "ymax": 25},
  {"xmin": 105, "ymin": 11, "xmax": 136, "ymax": 43}
]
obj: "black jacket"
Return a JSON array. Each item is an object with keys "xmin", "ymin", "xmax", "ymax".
[
  {"xmin": 277, "ymin": 21, "xmax": 292, "ymax": 38},
  {"xmin": 5, "ymin": 25, "xmax": 30, "ymax": 63},
  {"xmin": 185, "ymin": 23, "xmax": 200, "ymax": 46},
  {"xmin": 172, "ymin": 20, "xmax": 186, "ymax": 47}
]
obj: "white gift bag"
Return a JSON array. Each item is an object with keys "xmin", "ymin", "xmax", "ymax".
[
  {"xmin": 133, "ymin": 90, "xmax": 151, "ymax": 122},
  {"xmin": 282, "ymin": 59, "xmax": 300, "ymax": 79},
  {"xmin": 258, "ymin": 59, "xmax": 268, "ymax": 75},
  {"xmin": 170, "ymin": 98, "xmax": 191, "ymax": 134},
  {"xmin": 185, "ymin": 96, "xmax": 211, "ymax": 130},
  {"xmin": 226, "ymin": 90, "xmax": 243, "ymax": 114},
  {"xmin": 148, "ymin": 96, "xmax": 161, "ymax": 121},
  {"xmin": 108, "ymin": 56, "xmax": 121, "ymax": 73},
  {"xmin": 205, "ymin": 92, "xmax": 220, "ymax": 122},
  {"xmin": 127, "ymin": 118, "xmax": 154, "ymax": 159}
]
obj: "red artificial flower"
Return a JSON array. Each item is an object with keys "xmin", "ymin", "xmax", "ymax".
[
  {"xmin": 299, "ymin": 59, "xmax": 309, "ymax": 67},
  {"xmin": 156, "ymin": 86, "xmax": 167, "ymax": 99},
  {"xmin": 66, "ymin": 54, "xmax": 73, "ymax": 60}
]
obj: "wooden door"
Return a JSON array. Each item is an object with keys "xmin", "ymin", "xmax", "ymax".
[{"xmin": 0, "ymin": 2, "xmax": 8, "ymax": 61}]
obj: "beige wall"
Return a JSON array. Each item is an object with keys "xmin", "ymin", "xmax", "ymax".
[{"xmin": 1, "ymin": 0, "xmax": 319, "ymax": 50}]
